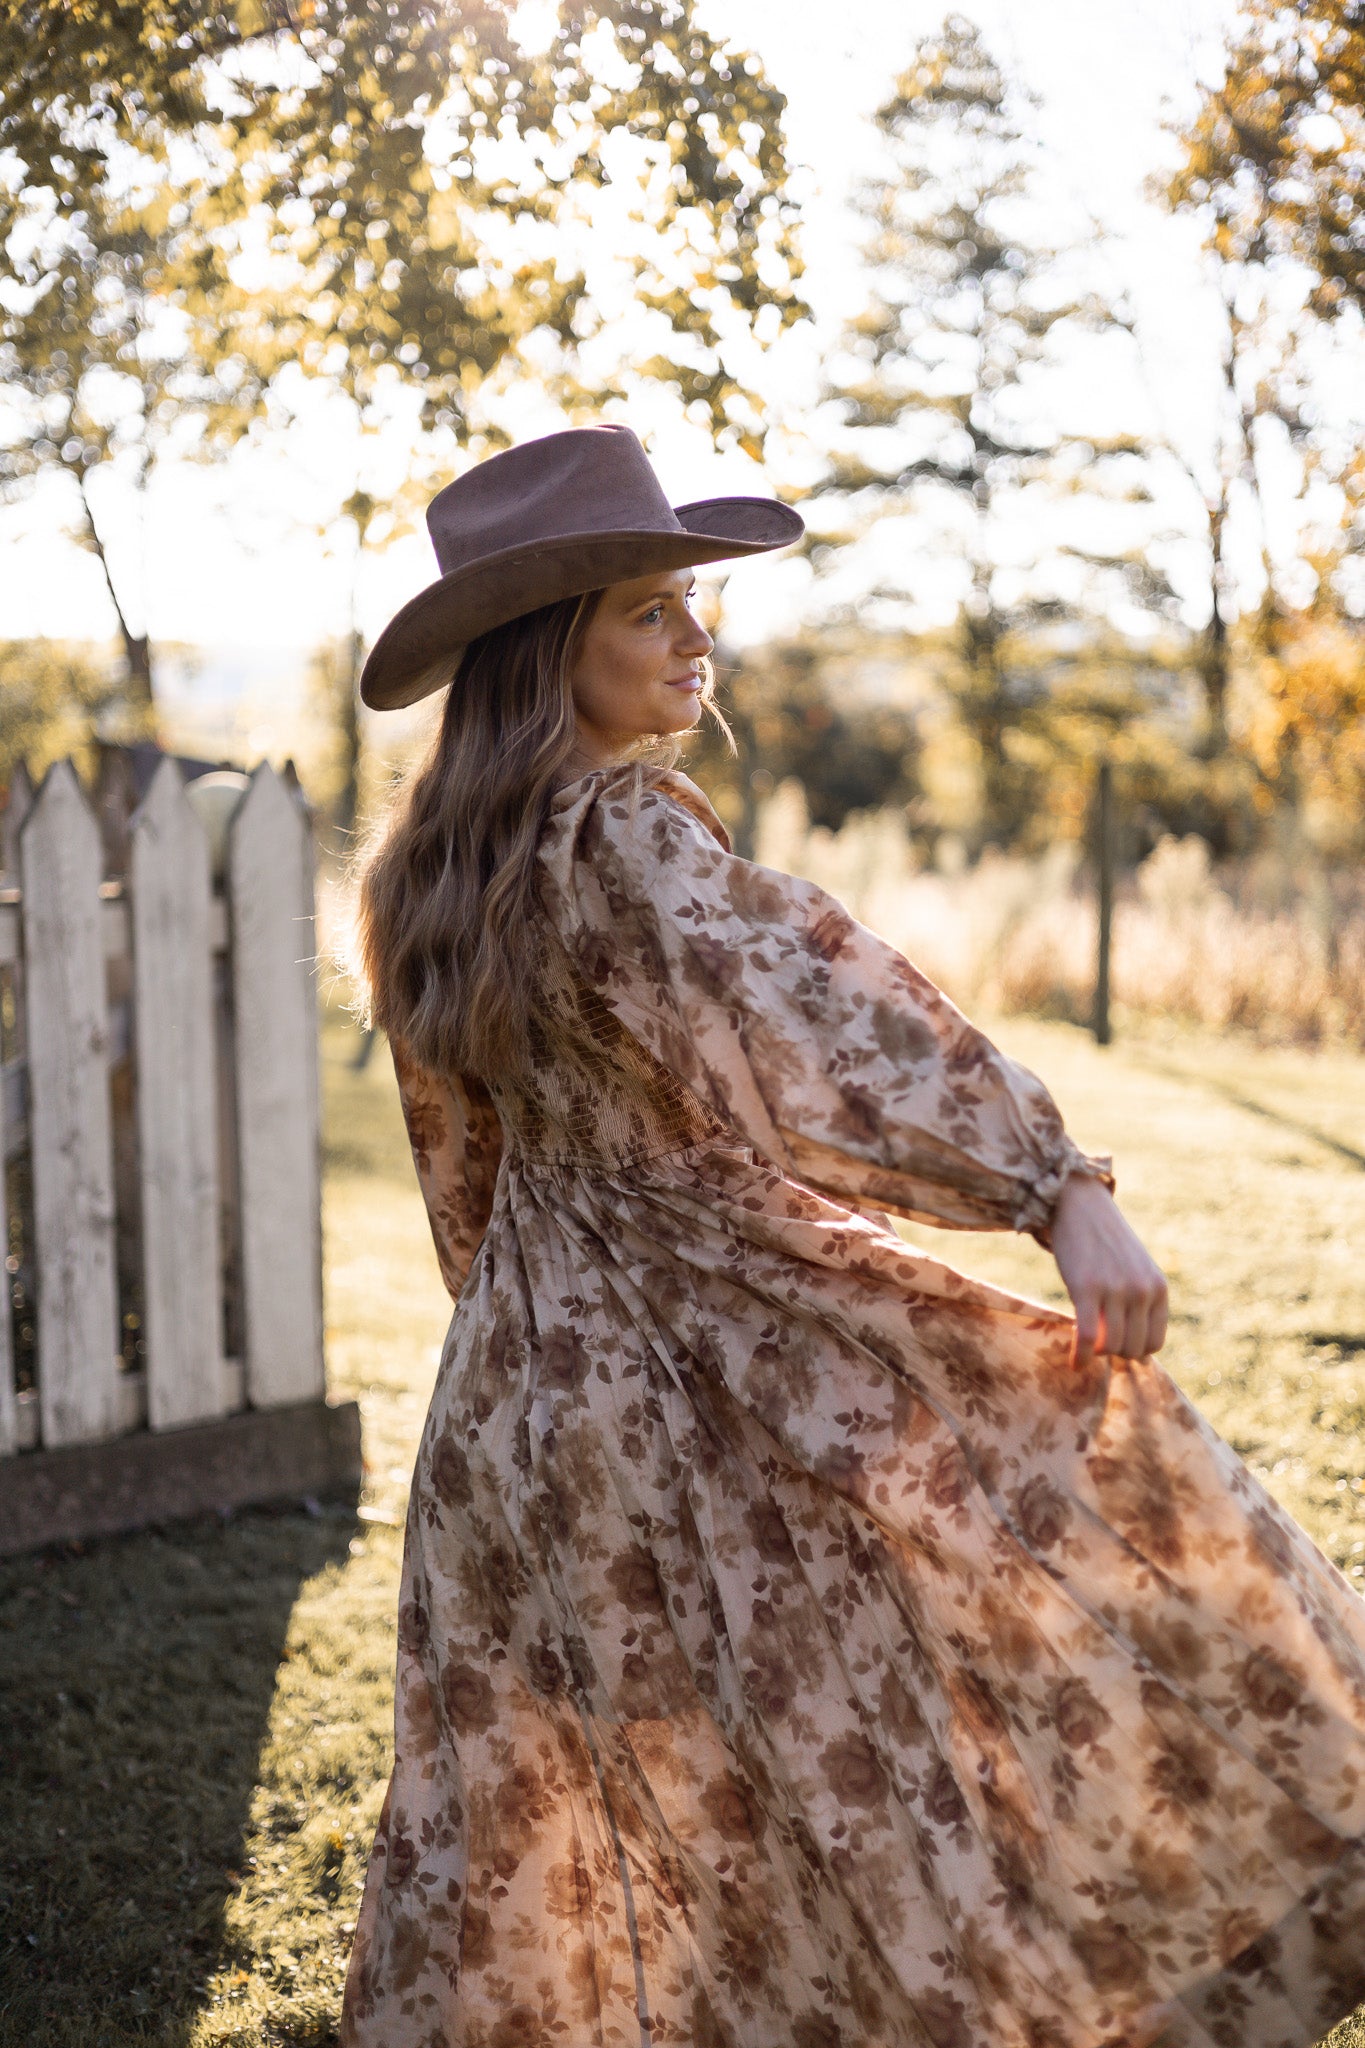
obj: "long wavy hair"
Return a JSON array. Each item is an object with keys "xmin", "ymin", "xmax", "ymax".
[{"xmin": 354, "ymin": 589, "xmax": 716, "ymax": 1083}]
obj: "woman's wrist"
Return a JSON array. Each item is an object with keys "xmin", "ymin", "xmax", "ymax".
[{"xmin": 1055, "ymin": 1168, "xmax": 1114, "ymax": 1211}]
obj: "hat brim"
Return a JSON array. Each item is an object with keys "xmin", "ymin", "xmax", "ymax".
[{"xmin": 359, "ymin": 497, "xmax": 804, "ymax": 711}]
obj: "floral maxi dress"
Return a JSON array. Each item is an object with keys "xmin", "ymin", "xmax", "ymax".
[{"xmin": 343, "ymin": 766, "xmax": 1365, "ymax": 2048}]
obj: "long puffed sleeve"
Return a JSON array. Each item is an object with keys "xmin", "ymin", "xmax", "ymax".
[
  {"xmin": 391, "ymin": 1041, "xmax": 503, "ymax": 1303},
  {"xmin": 541, "ymin": 769, "xmax": 1112, "ymax": 1239}
]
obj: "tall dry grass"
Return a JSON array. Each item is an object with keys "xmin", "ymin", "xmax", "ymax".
[{"xmin": 756, "ymin": 781, "xmax": 1365, "ymax": 1046}]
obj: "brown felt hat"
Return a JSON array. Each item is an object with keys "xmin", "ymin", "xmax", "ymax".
[{"xmin": 359, "ymin": 423, "xmax": 805, "ymax": 710}]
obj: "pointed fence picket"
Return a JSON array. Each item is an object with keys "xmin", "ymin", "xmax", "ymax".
[
  {"xmin": 0, "ymin": 751, "xmax": 356, "ymax": 1554},
  {"xmin": 230, "ymin": 765, "xmax": 325, "ymax": 1410},
  {"xmin": 131, "ymin": 760, "xmax": 224, "ymax": 1432},
  {"xmin": 21, "ymin": 762, "xmax": 121, "ymax": 1450}
]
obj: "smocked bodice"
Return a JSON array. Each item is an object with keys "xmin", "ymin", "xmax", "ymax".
[{"xmin": 489, "ymin": 930, "xmax": 726, "ymax": 1169}]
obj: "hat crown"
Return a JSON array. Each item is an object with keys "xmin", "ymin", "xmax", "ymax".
[
  {"xmin": 426, "ymin": 425, "xmax": 681, "ymax": 577},
  {"xmin": 361, "ymin": 421, "xmax": 804, "ymax": 710}
]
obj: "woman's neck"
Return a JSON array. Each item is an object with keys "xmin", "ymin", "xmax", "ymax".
[{"xmin": 564, "ymin": 725, "xmax": 632, "ymax": 775}]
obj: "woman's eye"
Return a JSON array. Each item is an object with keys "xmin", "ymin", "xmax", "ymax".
[{"xmin": 641, "ymin": 606, "xmax": 664, "ymax": 625}]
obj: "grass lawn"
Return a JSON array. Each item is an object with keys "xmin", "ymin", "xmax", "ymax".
[{"xmin": 2, "ymin": 1007, "xmax": 1365, "ymax": 2045}]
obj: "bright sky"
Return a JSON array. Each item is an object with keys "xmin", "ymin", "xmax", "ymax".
[{"xmin": 0, "ymin": 0, "xmax": 1249, "ymax": 690}]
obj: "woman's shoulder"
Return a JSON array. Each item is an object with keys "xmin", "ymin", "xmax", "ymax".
[
  {"xmin": 546, "ymin": 761, "xmax": 732, "ymax": 860},
  {"xmin": 643, "ymin": 768, "xmax": 732, "ymax": 849}
]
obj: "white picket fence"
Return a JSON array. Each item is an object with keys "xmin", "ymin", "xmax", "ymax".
[{"xmin": 0, "ymin": 756, "xmax": 325, "ymax": 1470}]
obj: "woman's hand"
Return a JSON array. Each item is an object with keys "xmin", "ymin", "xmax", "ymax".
[{"xmin": 1050, "ymin": 1172, "xmax": 1168, "ymax": 1366}]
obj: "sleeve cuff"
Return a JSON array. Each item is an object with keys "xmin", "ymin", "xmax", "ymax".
[{"xmin": 1012, "ymin": 1141, "xmax": 1116, "ymax": 1248}]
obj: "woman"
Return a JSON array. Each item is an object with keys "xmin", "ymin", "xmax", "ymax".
[{"xmin": 343, "ymin": 425, "xmax": 1365, "ymax": 2048}]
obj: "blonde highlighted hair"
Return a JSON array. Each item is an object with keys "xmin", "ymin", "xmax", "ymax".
[{"xmin": 354, "ymin": 590, "xmax": 718, "ymax": 1083}]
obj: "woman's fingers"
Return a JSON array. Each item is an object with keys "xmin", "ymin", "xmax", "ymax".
[
  {"xmin": 1051, "ymin": 1176, "xmax": 1170, "ymax": 1364},
  {"xmin": 1093, "ymin": 1279, "xmax": 1170, "ymax": 1362},
  {"xmin": 1105, "ymin": 1294, "xmax": 1137, "ymax": 1359},
  {"xmin": 1071, "ymin": 1287, "xmax": 1100, "ymax": 1368},
  {"xmin": 1148, "ymin": 1284, "xmax": 1169, "ymax": 1357},
  {"xmin": 1069, "ymin": 1275, "xmax": 1170, "ymax": 1363},
  {"xmin": 1127, "ymin": 1271, "xmax": 1169, "ymax": 1359},
  {"xmin": 1100, "ymin": 1292, "xmax": 1132, "ymax": 1362}
]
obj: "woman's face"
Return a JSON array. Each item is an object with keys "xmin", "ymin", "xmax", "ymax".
[{"xmin": 568, "ymin": 567, "xmax": 714, "ymax": 764}]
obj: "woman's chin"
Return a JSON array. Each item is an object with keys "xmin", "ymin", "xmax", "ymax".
[{"xmin": 655, "ymin": 694, "xmax": 705, "ymax": 736}]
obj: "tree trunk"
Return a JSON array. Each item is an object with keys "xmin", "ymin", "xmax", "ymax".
[
  {"xmin": 335, "ymin": 628, "xmax": 363, "ymax": 843},
  {"xmin": 335, "ymin": 502, "xmax": 378, "ymax": 846},
  {"xmin": 121, "ymin": 625, "xmax": 154, "ymax": 711},
  {"xmin": 77, "ymin": 476, "xmax": 154, "ymax": 711},
  {"xmin": 729, "ymin": 707, "xmax": 762, "ymax": 862},
  {"xmin": 1092, "ymin": 756, "xmax": 1115, "ymax": 1045},
  {"xmin": 1198, "ymin": 603, "xmax": 1229, "ymax": 746},
  {"xmin": 961, "ymin": 601, "xmax": 1011, "ymax": 848}
]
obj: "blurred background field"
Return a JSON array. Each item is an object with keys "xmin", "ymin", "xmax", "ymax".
[
  {"xmin": 3, "ymin": 1004, "xmax": 1365, "ymax": 2046},
  {"xmin": 750, "ymin": 780, "xmax": 1365, "ymax": 1046}
]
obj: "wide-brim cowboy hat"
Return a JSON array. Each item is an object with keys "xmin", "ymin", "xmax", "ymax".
[{"xmin": 359, "ymin": 423, "xmax": 805, "ymax": 710}]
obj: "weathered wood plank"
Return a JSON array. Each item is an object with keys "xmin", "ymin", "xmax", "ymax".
[
  {"xmin": 115, "ymin": 1366, "xmax": 146, "ymax": 1435},
  {"xmin": 213, "ymin": 943, "xmax": 245, "ymax": 1377},
  {"xmin": 14, "ymin": 1387, "xmax": 37, "ymax": 1452},
  {"xmin": 20, "ymin": 762, "xmax": 121, "ymax": 1447},
  {"xmin": 107, "ymin": 919, "xmax": 140, "ymax": 1398},
  {"xmin": 0, "ymin": 889, "xmax": 228, "ymax": 969},
  {"xmin": 0, "ymin": 1004, "xmax": 13, "ymax": 1457},
  {"xmin": 0, "ymin": 771, "xmax": 26, "ymax": 1458},
  {"xmin": 185, "ymin": 754, "xmax": 253, "ymax": 1391},
  {"xmin": 0, "ymin": 894, "xmax": 229, "ymax": 970},
  {"xmin": 229, "ymin": 764, "xmax": 324, "ymax": 1408},
  {"xmin": 0, "ymin": 1044, "xmax": 165, "ymax": 1164},
  {"xmin": 131, "ymin": 759, "xmax": 224, "ymax": 1431},
  {"xmin": 0, "ymin": 1396, "xmax": 361, "ymax": 1555},
  {"xmin": 0, "ymin": 1059, "xmax": 24, "ymax": 1159}
]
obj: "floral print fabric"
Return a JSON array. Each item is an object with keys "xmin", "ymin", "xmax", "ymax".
[{"xmin": 344, "ymin": 766, "xmax": 1365, "ymax": 2048}]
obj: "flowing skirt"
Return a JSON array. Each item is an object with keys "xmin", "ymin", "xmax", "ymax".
[{"xmin": 343, "ymin": 1135, "xmax": 1365, "ymax": 2048}]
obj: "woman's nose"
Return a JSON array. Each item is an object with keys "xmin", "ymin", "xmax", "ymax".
[{"xmin": 681, "ymin": 616, "xmax": 714, "ymax": 658}]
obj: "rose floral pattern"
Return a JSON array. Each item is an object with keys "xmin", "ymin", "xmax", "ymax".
[{"xmin": 344, "ymin": 765, "xmax": 1365, "ymax": 2048}]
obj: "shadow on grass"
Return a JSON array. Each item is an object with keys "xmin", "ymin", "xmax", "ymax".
[
  {"xmin": 0, "ymin": 1500, "xmax": 357, "ymax": 2048},
  {"xmin": 1130, "ymin": 1047, "xmax": 1365, "ymax": 1173}
]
